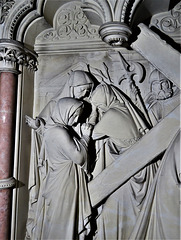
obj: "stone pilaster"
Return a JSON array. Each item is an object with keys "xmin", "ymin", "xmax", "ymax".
[{"xmin": 0, "ymin": 39, "xmax": 37, "ymax": 239}]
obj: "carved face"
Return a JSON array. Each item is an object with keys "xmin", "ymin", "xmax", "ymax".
[
  {"xmin": 151, "ymin": 79, "xmax": 173, "ymax": 100},
  {"xmin": 68, "ymin": 107, "xmax": 83, "ymax": 126},
  {"xmin": 51, "ymin": 97, "xmax": 84, "ymax": 126},
  {"xmin": 72, "ymin": 84, "xmax": 92, "ymax": 99}
]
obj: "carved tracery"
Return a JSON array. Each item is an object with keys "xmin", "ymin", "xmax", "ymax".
[{"xmin": 37, "ymin": 3, "xmax": 99, "ymax": 43}]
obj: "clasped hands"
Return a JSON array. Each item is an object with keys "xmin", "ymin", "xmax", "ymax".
[{"xmin": 81, "ymin": 123, "xmax": 93, "ymax": 137}]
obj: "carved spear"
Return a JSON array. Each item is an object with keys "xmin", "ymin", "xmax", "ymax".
[{"xmin": 118, "ymin": 52, "xmax": 152, "ymax": 126}]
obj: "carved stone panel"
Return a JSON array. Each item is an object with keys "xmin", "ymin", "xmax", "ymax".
[{"xmin": 150, "ymin": 2, "xmax": 181, "ymax": 44}]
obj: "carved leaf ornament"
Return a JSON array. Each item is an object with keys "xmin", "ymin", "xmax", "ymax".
[
  {"xmin": 43, "ymin": 4, "xmax": 99, "ymax": 41},
  {"xmin": 0, "ymin": 45, "xmax": 37, "ymax": 71},
  {"xmin": 160, "ymin": 3, "xmax": 181, "ymax": 33},
  {"xmin": 150, "ymin": 2, "xmax": 181, "ymax": 34}
]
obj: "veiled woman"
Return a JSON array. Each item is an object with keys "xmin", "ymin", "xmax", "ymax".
[
  {"xmin": 90, "ymin": 83, "xmax": 158, "ymax": 240},
  {"xmin": 25, "ymin": 71, "xmax": 96, "ymax": 238},
  {"xmin": 90, "ymin": 83, "xmax": 150, "ymax": 177},
  {"xmin": 32, "ymin": 97, "xmax": 92, "ymax": 240},
  {"xmin": 25, "ymin": 70, "xmax": 95, "ymax": 131}
]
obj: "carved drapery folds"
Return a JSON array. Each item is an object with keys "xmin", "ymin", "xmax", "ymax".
[
  {"xmin": 83, "ymin": 0, "xmax": 142, "ymax": 46},
  {"xmin": 150, "ymin": 2, "xmax": 181, "ymax": 44},
  {"xmin": 0, "ymin": 0, "xmax": 15, "ymax": 24},
  {"xmin": 0, "ymin": 39, "xmax": 37, "ymax": 74}
]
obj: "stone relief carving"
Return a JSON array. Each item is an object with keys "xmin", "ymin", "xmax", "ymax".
[
  {"xmin": 28, "ymin": 97, "xmax": 93, "ymax": 239},
  {"xmin": 145, "ymin": 69, "xmax": 180, "ymax": 126},
  {"xmin": 25, "ymin": 53, "xmax": 180, "ymax": 239},
  {"xmin": 150, "ymin": 2, "xmax": 181, "ymax": 44},
  {"xmin": 0, "ymin": 0, "xmax": 15, "ymax": 24},
  {"xmin": 37, "ymin": 3, "xmax": 99, "ymax": 43}
]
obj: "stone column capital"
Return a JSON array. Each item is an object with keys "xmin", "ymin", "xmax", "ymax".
[{"xmin": 0, "ymin": 39, "xmax": 37, "ymax": 74}]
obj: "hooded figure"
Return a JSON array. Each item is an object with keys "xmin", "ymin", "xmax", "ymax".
[
  {"xmin": 90, "ymin": 83, "xmax": 149, "ymax": 177},
  {"xmin": 25, "ymin": 71, "xmax": 96, "ymax": 238},
  {"xmin": 89, "ymin": 83, "xmax": 158, "ymax": 240},
  {"xmin": 31, "ymin": 97, "xmax": 92, "ymax": 240},
  {"xmin": 37, "ymin": 70, "xmax": 95, "ymax": 125}
]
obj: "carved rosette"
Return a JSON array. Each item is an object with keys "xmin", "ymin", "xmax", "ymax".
[
  {"xmin": 0, "ymin": 0, "xmax": 15, "ymax": 24},
  {"xmin": 0, "ymin": 39, "xmax": 37, "ymax": 74}
]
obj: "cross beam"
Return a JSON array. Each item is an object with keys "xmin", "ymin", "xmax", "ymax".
[
  {"xmin": 88, "ymin": 105, "xmax": 180, "ymax": 207},
  {"xmin": 131, "ymin": 23, "xmax": 180, "ymax": 89}
]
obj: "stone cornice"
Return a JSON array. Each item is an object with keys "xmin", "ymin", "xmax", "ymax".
[{"xmin": 0, "ymin": 39, "xmax": 37, "ymax": 74}]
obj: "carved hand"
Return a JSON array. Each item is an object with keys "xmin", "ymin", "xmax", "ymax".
[
  {"xmin": 130, "ymin": 82, "xmax": 139, "ymax": 102},
  {"xmin": 81, "ymin": 123, "xmax": 93, "ymax": 137},
  {"xmin": 25, "ymin": 115, "xmax": 40, "ymax": 130}
]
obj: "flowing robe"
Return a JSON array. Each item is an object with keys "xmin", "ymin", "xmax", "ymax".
[
  {"xmin": 129, "ymin": 130, "xmax": 180, "ymax": 239},
  {"xmin": 90, "ymin": 84, "xmax": 158, "ymax": 239},
  {"xmin": 26, "ymin": 72, "xmax": 95, "ymax": 238},
  {"xmin": 33, "ymin": 125, "xmax": 92, "ymax": 239}
]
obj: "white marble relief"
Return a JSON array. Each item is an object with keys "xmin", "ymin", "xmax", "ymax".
[{"xmin": 25, "ymin": 62, "xmax": 180, "ymax": 239}]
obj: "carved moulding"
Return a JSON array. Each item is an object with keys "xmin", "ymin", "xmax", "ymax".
[
  {"xmin": 0, "ymin": 177, "xmax": 16, "ymax": 189},
  {"xmin": 99, "ymin": 22, "xmax": 132, "ymax": 46},
  {"xmin": 0, "ymin": 0, "xmax": 15, "ymax": 24},
  {"xmin": 150, "ymin": 2, "xmax": 181, "ymax": 44},
  {"xmin": 37, "ymin": 3, "xmax": 99, "ymax": 42},
  {"xmin": 0, "ymin": 39, "xmax": 37, "ymax": 74},
  {"xmin": 2, "ymin": 0, "xmax": 36, "ymax": 39},
  {"xmin": 35, "ymin": 2, "xmax": 110, "ymax": 54},
  {"xmin": 83, "ymin": 0, "xmax": 142, "ymax": 46}
]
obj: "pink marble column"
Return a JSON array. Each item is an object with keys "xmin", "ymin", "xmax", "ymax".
[{"xmin": 0, "ymin": 72, "xmax": 17, "ymax": 240}]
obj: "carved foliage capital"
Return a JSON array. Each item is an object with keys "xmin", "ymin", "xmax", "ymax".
[{"xmin": 0, "ymin": 40, "xmax": 37, "ymax": 73}]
